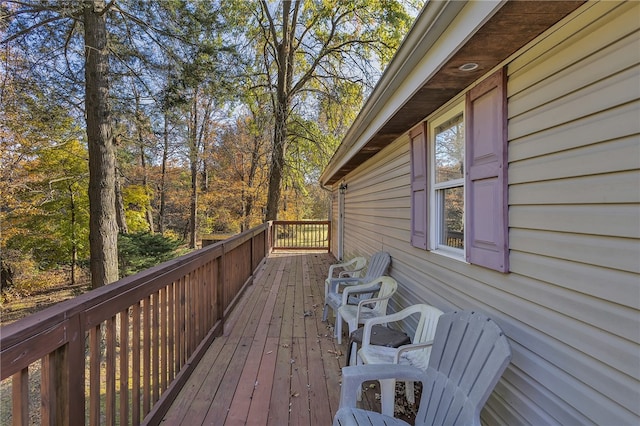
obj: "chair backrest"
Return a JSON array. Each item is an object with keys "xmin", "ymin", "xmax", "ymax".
[
  {"xmin": 327, "ymin": 256, "xmax": 367, "ymax": 281},
  {"xmin": 400, "ymin": 305, "xmax": 443, "ymax": 370},
  {"xmin": 416, "ymin": 310, "xmax": 512, "ymax": 426},
  {"xmin": 363, "ymin": 251, "xmax": 391, "ymax": 280},
  {"xmin": 349, "ymin": 257, "xmax": 367, "ymax": 278},
  {"xmin": 368, "ymin": 276, "xmax": 397, "ymax": 315}
]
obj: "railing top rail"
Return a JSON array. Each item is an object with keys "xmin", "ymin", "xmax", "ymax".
[{"xmin": 271, "ymin": 220, "xmax": 330, "ymax": 224}]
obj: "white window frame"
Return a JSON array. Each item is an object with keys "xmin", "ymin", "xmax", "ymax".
[{"xmin": 428, "ymin": 99, "xmax": 466, "ymax": 259}]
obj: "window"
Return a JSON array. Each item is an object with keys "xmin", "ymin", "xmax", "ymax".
[
  {"xmin": 410, "ymin": 67, "xmax": 508, "ymax": 272},
  {"xmin": 430, "ymin": 103, "xmax": 465, "ymax": 254}
]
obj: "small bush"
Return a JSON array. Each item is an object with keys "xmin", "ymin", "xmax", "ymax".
[{"xmin": 118, "ymin": 232, "xmax": 182, "ymax": 278}]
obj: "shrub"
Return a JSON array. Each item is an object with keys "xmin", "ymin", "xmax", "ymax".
[{"xmin": 118, "ymin": 232, "xmax": 182, "ymax": 278}]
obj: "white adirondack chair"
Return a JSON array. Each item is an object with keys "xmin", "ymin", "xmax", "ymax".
[
  {"xmin": 335, "ymin": 276, "xmax": 398, "ymax": 345},
  {"xmin": 322, "ymin": 251, "xmax": 391, "ymax": 323},
  {"xmin": 356, "ymin": 304, "xmax": 444, "ymax": 416},
  {"xmin": 334, "ymin": 310, "xmax": 512, "ymax": 426}
]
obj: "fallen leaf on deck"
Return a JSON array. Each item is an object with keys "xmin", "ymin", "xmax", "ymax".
[
  {"xmin": 266, "ymin": 350, "xmax": 273, "ymax": 354},
  {"xmin": 291, "ymin": 392, "xmax": 300, "ymax": 397}
]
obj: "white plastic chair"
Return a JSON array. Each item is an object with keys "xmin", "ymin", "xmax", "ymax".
[
  {"xmin": 324, "ymin": 256, "xmax": 367, "ymax": 315},
  {"xmin": 334, "ymin": 310, "xmax": 512, "ymax": 426},
  {"xmin": 336, "ymin": 276, "xmax": 398, "ymax": 345},
  {"xmin": 357, "ymin": 304, "xmax": 444, "ymax": 416},
  {"xmin": 322, "ymin": 251, "xmax": 391, "ymax": 323}
]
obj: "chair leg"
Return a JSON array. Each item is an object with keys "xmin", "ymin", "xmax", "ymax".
[
  {"xmin": 405, "ymin": 380, "xmax": 415, "ymax": 405},
  {"xmin": 348, "ymin": 341, "xmax": 358, "ymax": 366},
  {"xmin": 380, "ymin": 378, "xmax": 396, "ymax": 417},
  {"xmin": 356, "ymin": 353, "xmax": 363, "ymax": 401},
  {"xmin": 322, "ymin": 304, "xmax": 329, "ymax": 322},
  {"xmin": 335, "ymin": 312, "xmax": 343, "ymax": 344}
]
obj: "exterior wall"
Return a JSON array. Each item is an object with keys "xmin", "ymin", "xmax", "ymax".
[{"xmin": 331, "ymin": 2, "xmax": 639, "ymax": 424}]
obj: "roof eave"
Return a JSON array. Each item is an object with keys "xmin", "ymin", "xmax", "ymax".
[{"xmin": 320, "ymin": 0, "xmax": 585, "ymax": 187}]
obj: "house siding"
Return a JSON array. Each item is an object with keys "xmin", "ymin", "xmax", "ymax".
[{"xmin": 331, "ymin": 2, "xmax": 640, "ymax": 424}]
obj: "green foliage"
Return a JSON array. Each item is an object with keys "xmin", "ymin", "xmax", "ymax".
[
  {"xmin": 2, "ymin": 0, "xmax": 424, "ymax": 290},
  {"xmin": 118, "ymin": 232, "xmax": 182, "ymax": 278},
  {"xmin": 123, "ymin": 185, "xmax": 154, "ymax": 233},
  {"xmin": 4, "ymin": 138, "xmax": 90, "ymax": 269}
]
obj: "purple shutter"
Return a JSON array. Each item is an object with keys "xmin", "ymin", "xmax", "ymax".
[
  {"xmin": 465, "ymin": 68, "xmax": 509, "ymax": 272},
  {"xmin": 410, "ymin": 124, "xmax": 428, "ymax": 249}
]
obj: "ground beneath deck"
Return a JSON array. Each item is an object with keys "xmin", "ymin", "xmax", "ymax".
[{"xmin": 160, "ymin": 252, "xmax": 394, "ymax": 425}]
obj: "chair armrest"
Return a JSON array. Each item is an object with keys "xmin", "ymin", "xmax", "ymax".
[
  {"xmin": 354, "ymin": 294, "xmax": 394, "ymax": 324},
  {"xmin": 327, "ymin": 258, "xmax": 365, "ymax": 279},
  {"xmin": 340, "ymin": 281, "xmax": 381, "ymax": 305},
  {"xmin": 393, "ymin": 340, "xmax": 434, "ymax": 363},
  {"xmin": 327, "ymin": 263, "xmax": 347, "ymax": 280},
  {"xmin": 339, "ymin": 364, "xmax": 429, "ymax": 409},
  {"xmin": 327, "ymin": 277, "xmax": 365, "ymax": 296},
  {"xmin": 330, "ymin": 277, "xmax": 363, "ymax": 285}
]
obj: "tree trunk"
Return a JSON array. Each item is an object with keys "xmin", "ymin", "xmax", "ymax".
[
  {"xmin": 189, "ymin": 156, "xmax": 198, "ymax": 248},
  {"xmin": 69, "ymin": 184, "xmax": 77, "ymax": 286},
  {"xmin": 188, "ymin": 95, "xmax": 198, "ymax": 249},
  {"xmin": 135, "ymin": 91, "xmax": 155, "ymax": 233},
  {"xmin": 159, "ymin": 114, "xmax": 169, "ymax": 235},
  {"xmin": 265, "ymin": 102, "xmax": 287, "ymax": 221},
  {"xmin": 84, "ymin": 0, "xmax": 119, "ymax": 288},
  {"xmin": 115, "ymin": 164, "xmax": 128, "ymax": 234},
  {"xmin": 265, "ymin": 1, "xmax": 294, "ymax": 221}
]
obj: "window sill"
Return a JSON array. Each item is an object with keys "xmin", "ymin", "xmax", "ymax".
[{"xmin": 431, "ymin": 247, "xmax": 467, "ymax": 263}]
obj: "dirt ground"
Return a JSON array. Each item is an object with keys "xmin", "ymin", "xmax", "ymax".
[{"xmin": 0, "ymin": 282, "xmax": 89, "ymax": 326}]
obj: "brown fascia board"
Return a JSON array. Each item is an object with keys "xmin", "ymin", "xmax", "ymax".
[{"xmin": 322, "ymin": 0, "xmax": 585, "ymax": 187}]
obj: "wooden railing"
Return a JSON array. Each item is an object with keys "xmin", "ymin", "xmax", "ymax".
[
  {"xmin": 0, "ymin": 223, "xmax": 271, "ymax": 426},
  {"xmin": 445, "ymin": 230, "xmax": 464, "ymax": 249},
  {"xmin": 271, "ymin": 220, "xmax": 331, "ymax": 251}
]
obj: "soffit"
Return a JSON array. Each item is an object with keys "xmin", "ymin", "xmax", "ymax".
[{"xmin": 322, "ymin": 0, "xmax": 585, "ymax": 186}]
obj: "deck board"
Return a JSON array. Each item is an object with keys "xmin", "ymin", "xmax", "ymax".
[{"xmin": 160, "ymin": 252, "xmax": 380, "ymax": 425}]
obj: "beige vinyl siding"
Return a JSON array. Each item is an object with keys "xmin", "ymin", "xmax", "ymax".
[
  {"xmin": 503, "ymin": 3, "xmax": 640, "ymax": 423},
  {"xmin": 333, "ymin": 1, "xmax": 640, "ymax": 424}
]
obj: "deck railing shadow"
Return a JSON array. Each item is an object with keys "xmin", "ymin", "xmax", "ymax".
[{"xmin": 0, "ymin": 220, "xmax": 330, "ymax": 425}]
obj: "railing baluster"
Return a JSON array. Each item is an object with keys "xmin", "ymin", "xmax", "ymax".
[
  {"xmin": 179, "ymin": 276, "xmax": 186, "ymax": 367},
  {"xmin": 41, "ymin": 352, "xmax": 54, "ymax": 425},
  {"xmin": 152, "ymin": 292, "xmax": 160, "ymax": 404},
  {"xmin": 106, "ymin": 315, "xmax": 116, "ymax": 425},
  {"xmin": 194, "ymin": 267, "xmax": 201, "ymax": 344},
  {"xmin": 171, "ymin": 280, "xmax": 179, "ymax": 382},
  {"xmin": 12, "ymin": 368, "xmax": 29, "ymax": 426},
  {"xmin": 160, "ymin": 286, "xmax": 168, "ymax": 394},
  {"xmin": 132, "ymin": 302, "xmax": 141, "ymax": 426},
  {"xmin": 143, "ymin": 296, "xmax": 151, "ymax": 416},
  {"xmin": 89, "ymin": 325, "xmax": 101, "ymax": 426},
  {"xmin": 120, "ymin": 309, "xmax": 129, "ymax": 426}
]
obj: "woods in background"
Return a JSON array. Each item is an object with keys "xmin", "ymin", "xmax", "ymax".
[{"xmin": 0, "ymin": 0, "xmax": 418, "ymax": 295}]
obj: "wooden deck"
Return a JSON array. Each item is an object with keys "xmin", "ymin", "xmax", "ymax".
[{"xmin": 160, "ymin": 252, "xmax": 379, "ymax": 425}]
